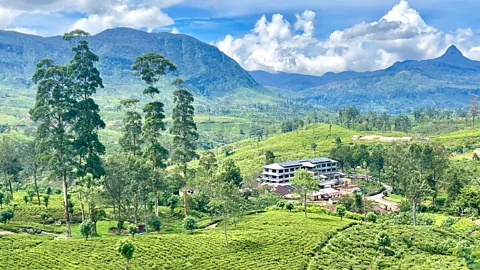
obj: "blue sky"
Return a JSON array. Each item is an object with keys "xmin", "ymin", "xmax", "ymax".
[
  {"xmin": 164, "ymin": 1, "xmax": 480, "ymax": 42},
  {"xmin": 1, "ymin": 0, "xmax": 480, "ymax": 75}
]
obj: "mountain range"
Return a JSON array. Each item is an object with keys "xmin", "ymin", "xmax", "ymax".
[
  {"xmin": 250, "ymin": 45, "xmax": 480, "ymax": 111},
  {"xmin": 0, "ymin": 27, "xmax": 479, "ymax": 111},
  {"xmin": 0, "ymin": 28, "xmax": 263, "ymax": 99}
]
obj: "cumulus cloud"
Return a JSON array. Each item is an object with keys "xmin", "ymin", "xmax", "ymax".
[
  {"xmin": 72, "ymin": 4, "xmax": 174, "ymax": 34},
  {"xmin": 217, "ymin": 0, "xmax": 480, "ymax": 76},
  {"xmin": 0, "ymin": 0, "xmax": 176, "ymax": 35}
]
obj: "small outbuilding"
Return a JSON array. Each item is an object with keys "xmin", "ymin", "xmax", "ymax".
[{"xmin": 137, "ymin": 224, "xmax": 146, "ymax": 233}]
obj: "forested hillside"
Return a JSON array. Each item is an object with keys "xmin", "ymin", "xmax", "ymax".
[
  {"xmin": 251, "ymin": 46, "xmax": 480, "ymax": 111},
  {"xmin": 0, "ymin": 28, "xmax": 264, "ymax": 98}
]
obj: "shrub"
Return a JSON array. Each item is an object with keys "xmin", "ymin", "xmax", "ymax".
[
  {"xmin": 367, "ymin": 213, "xmax": 377, "ymax": 223},
  {"xmin": 285, "ymin": 202, "xmax": 294, "ymax": 211},
  {"xmin": 128, "ymin": 224, "xmax": 138, "ymax": 238},
  {"xmin": 276, "ymin": 201, "xmax": 285, "ymax": 209},
  {"xmin": 417, "ymin": 215, "xmax": 434, "ymax": 226},
  {"xmin": 344, "ymin": 211, "xmax": 363, "ymax": 221},
  {"xmin": 40, "ymin": 212, "xmax": 48, "ymax": 226},
  {"xmin": 43, "ymin": 195, "xmax": 49, "ymax": 209},
  {"xmin": 79, "ymin": 221, "xmax": 93, "ymax": 240},
  {"xmin": 148, "ymin": 214, "xmax": 161, "ymax": 231},
  {"xmin": 27, "ymin": 189, "xmax": 36, "ymax": 202},
  {"xmin": 398, "ymin": 200, "xmax": 411, "ymax": 213},
  {"xmin": 0, "ymin": 208, "xmax": 14, "ymax": 223},
  {"xmin": 54, "ymin": 189, "xmax": 62, "ymax": 195},
  {"xmin": 376, "ymin": 231, "xmax": 391, "ymax": 253},
  {"xmin": 440, "ymin": 216, "xmax": 457, "ymax": 228},
  {"xmin": 335, "ymin": 205, "xmax": 346, "ymax": 220},
  {"xmin": 183, "ymin": 216, "xmax": 197, "ymax": 233},
  {"xmin": 45, "ymin": 186, "xmax": 52, "ymax": 195}
]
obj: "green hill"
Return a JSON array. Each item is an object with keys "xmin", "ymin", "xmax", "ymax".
[
  {"xmin": 0, "ymin": 28, "xmax": 266, "ymax": 99},
  {"xmin": 218, "ymin": 123, "xmax": 406, "ymax": 176}
]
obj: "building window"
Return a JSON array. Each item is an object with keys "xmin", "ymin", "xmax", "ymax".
[{"xmin": 322, "ymin": 164, "xmax": 326, "ymax": 167}]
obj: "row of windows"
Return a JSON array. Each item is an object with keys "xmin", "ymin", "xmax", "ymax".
[
  {"xmin": 264, "ymin": 179, "xmax": 289, "ymax": 184},
  {"xmin": 264, "ymin": 163, "xmax": 337, "ymax": 174}
]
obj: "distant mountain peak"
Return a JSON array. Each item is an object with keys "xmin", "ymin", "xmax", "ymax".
[{"xmin": 442, "ymin": 45, "xmax": 464, "ymax": 57}]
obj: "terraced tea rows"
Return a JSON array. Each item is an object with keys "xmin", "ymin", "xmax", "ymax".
[
  {"xmin": 0, "ymin": 211, "xmax": 351, "ymax": 270},
  {"xmin": 308, "ymin": 224, "xmax": 469, "ymax": 270}
]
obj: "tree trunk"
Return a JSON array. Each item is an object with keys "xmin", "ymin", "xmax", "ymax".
[
  {"xmin": 92, "ymin": 222, "xmax": 97, "ymax": 235},
  {"xmin": 134, "ymin": 204, "xmax": 138, "ymax": 225},
  {"xmin": 79, "ymin": 193, "xmax": 85, "ymax": 222},
  {"xmin": 304, "ymin": 193, "xmax": 307, "ymax": 218},
  {"xmin": 62, "ymin": 173, "xmax": 71, "ymax": 237},
  {"xmin": 8, "ymin": 176, "xmax": 13, "ymax": 196},
  {"xmin": 125, "ymin": 258, "xmax": 129, "ymax": 270},
  {"xmin": 34, "ymin": 166, "xmax": 40, "ymax": 206},
  {"xmin": 155, "ymin": 190, "xmax": 159, "ymax": 216},
  {"xmin": 143, "ymin": 202, "xmax": 148, "ymax": 233},
  {"xmin": 412, "ymin": 198, "xmax": 417, "ymax": 226},
  {"xmin": 223, "ymin": 213, "xmax": 228, "ymax": 247},
  {"xmin": 183, "ymin": 165, "xmax": 189, "ymax": 216}
]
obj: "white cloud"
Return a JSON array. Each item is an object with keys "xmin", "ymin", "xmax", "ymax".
[
  {"xmin": 72, "ymin": 4, "xmax": 174, "ymax": 34},
  {"xmin": 0, "ymin": 0, "xmax": 177, "ymax": 35},
  {"xmin": 0, "ymin": 8, "xmax": 20, "ymax": 28},
  {"xmin": 5, "ymin": 27, "xmax": 38, "ymax": 35},
  {"xmin": 171, "ymin": 27, "xmax": 180, "ymax": 34},
  {"xmin": 216, "ymin": 0, "xmax": 480, "ymax": 76}
]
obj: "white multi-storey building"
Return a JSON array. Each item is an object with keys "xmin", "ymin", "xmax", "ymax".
[{"xmin": 260, "ymin": 157, "xmax": 344, "ymax": 188}]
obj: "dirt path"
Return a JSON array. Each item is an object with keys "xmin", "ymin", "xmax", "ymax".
[{"xmin": 0, "ymin": 230, "xmax": 14, "ymax": 235}]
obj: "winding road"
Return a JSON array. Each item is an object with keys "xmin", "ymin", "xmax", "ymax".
[{"xmin": 367, "ymin": 184, "xmax": 398, "ymax": 212}]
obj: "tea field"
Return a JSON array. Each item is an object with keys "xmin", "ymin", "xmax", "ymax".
[
  {"xmin": 308, "ymin": 224, "xmax": 472, "ymax": 270},
  {"xmin": 0, "ymin": 211, "xmax": 352, "ymax": 270}
]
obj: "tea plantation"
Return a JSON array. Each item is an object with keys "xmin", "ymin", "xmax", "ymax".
[
  {"xmin": 308, "ymin": 224, "xmax": 471, "ymax": 270},
  {"xmin": 0, "ymin": 211, "xmax": 352, "ymax": 270}
]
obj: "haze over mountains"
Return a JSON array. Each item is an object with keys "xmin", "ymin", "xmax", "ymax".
[
  {"xmin": 0, "ymin": 28, "xmax": 479, "ymax": 111},
  {"xmin": 0, "ymin": 28, "xmax": 263, "ymax": 99},
  {"xmin": 251, "ymin": 45, "xmax": 480, "ymax": 111}
]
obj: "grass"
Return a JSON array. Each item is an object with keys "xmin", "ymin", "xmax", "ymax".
[
  {"xmin": 0, "ymin": 211, "xmax": 352, "ymax": 270},
  {"xmin": 384, "ymin": 194, "xmax": 405, "ymax": 203}
]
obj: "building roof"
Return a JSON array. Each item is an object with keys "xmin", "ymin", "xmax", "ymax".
[
  {"xmin": 272, "ymin": 185, "xmax": 295, "ymax": 196},
  {"xmin": 310, "ymin": 188, "xmax": 340, "ymax": 197},
  {"xmin": 319, "ymin": 178, "xmax": 344, "ymax": 187},
  {"xmin": 263, "ymin": 163, "xmax": 285, "ymax": 170},
  {"xmin": 266, "ymin": 157, "xmax": 334, "ymax": 169}
]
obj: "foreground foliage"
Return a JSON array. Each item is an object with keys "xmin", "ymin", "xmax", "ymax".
[{"xmin": 0, "ymin": 211, "xmax": 350, "ymax": 269}]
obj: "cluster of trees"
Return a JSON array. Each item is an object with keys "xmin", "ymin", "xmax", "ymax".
[
  {"xmin": 332, "ymin": 138, "xmax": 480, "ymax": 225},
  {"xmin": 20, "ymin": 29, "xmax": 201, "ymax": 238},
  {"xmin": 337, "ymin": 105, "xmax": 412, "ymax": 132}
]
